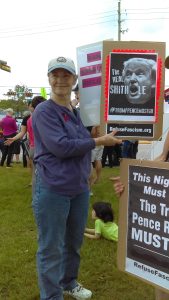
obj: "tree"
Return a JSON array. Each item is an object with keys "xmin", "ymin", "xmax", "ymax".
[
  {"xmin": 1, "ymin": 84, "xmax": 33, "ymax": 116},
  {"xmin": 5, "ymin": 85, "xmax": 33, "ymax": 101},
  {"xmin": 0, "ymin": 99, "xmax": 28, "ymax": 117},
  {"xmin": 15, "ymin": 85, "xmax": 33, "ymax": 101}
]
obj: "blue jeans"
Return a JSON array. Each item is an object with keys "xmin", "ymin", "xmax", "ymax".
[{"xmin": 32, "ymin": 171, "xmax": 90, "ymax": 300}]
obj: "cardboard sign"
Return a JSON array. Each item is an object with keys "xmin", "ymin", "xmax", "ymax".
[
  {"xmin": 100, "ymin": 41, "xmax": 166, "ymax": 140},
  {"xmin": 118, "ymin": 159, "xmax": 169, "ymax": 293}
]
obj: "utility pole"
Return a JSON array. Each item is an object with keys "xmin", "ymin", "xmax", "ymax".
[
  {"xmin": 117, "ymin": 1, "xmax": 128, "ymax": 41},
  {"xmin": 118, "ymin": 0, "xmax": 121, "ymax": 41}
]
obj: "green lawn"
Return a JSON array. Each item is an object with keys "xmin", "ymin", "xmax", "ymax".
[{"xmin": 0, "ymin": 164, "xmax": 155, "ymax": 300}]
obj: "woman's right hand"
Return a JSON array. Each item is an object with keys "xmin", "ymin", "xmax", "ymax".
[{"xmin": 94, "ymin": 131, "xmax": 122, "ymax": 147}]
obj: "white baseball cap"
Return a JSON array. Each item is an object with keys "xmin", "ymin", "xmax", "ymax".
[{"xmin": 48, "ymin": 56, "xmax": 76, "ymax": 75}]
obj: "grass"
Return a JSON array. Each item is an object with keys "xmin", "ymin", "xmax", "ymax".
[{"xmin": 0, "ymin": 164, "xmax": 155, "ymax": 300}]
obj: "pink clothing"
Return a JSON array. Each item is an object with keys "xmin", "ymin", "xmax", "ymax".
[
  {"xmin": 27, "ymin": 115, "xmax": 34, "ymax": 147},
  {"xmin": 0, "ymin": 115, "xmax": 17, "ymax": 136}
]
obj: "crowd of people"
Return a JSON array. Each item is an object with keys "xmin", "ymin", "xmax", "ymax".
[
  {"xmin": 0, "ymin": 54, "xmax": 169, "ymax": 300},
  {"xmin": 0, "ymin": 108, "xmax": 28, "ymax": 167}
]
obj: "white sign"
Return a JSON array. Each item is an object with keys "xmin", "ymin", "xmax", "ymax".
[{"xmin": 76, "ymin": 42, "xmax": 102, "ymax": 127}]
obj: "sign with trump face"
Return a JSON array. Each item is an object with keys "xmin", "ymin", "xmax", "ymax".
[
  {"xmin": 100, "ymin": 40, "xmax": 165, "ymax": 141},
  {"xmin": 107, "ymin": 52, "xmax": 157, "ymax": 122}
]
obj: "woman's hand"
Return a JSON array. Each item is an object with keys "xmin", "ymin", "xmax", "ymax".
[
  {"xmin": 4, "ymin": 138, "xmax": 15, "ymax": 145},
  {"xmin": 109, "ymin": 176, "xmax": 124, "ymax": 197},
  {"xmin": 94, "ymin": 131, "xmax": 122, "ymax": 147}
]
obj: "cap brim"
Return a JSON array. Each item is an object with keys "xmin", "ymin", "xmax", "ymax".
[{"xmin": 48, "ymin": 65, "xmax": 76, "ymax": 75}]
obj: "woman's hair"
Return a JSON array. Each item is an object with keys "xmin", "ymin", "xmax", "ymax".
[
  {"xmin": 31, "ymin": 96, "xmax": 46, "ymax": 109},
  {"xmin": 92, "ymin": 202, "xmax": 114, "ymax": 223}
]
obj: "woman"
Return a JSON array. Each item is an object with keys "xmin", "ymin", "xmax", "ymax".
[
  {"xmin": 32, "ymin": 56, "xmax": 121, "ymax": 300},
  {"xmin": 0, "ymin": 108, "xmax": 17, "ymax": 168},
  {"xmin": 5, "ymin": 97, "xmax": 45, "ymax": 184}
]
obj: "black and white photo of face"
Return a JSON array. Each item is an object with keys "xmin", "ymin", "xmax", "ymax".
[{"xmin": 123, "ymin": 58, "xmax": 156, "ymax": 105}]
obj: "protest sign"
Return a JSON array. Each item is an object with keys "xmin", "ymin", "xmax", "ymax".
[
  {"xmin": 107, "ymin": 52, "xmax": 157, "ymax": 122},
  {"xmin": 100, "ymin": 40, "xmax": 166, "ymax": 140},
  {"xmin": 76, "ymin": 42, "xmax": 102, "ymax": 127},
  {"xmin": 118, "ymin": 159, "xmax": 169, "ymax": 293}
]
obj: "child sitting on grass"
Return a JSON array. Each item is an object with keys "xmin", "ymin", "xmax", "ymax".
[{"xmin": 84, "ymin": 201, "xmax": 118, "ymax": 241}]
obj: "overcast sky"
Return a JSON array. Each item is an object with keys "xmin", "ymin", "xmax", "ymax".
[{"xmin": 0, "ymin": 0, "xmax": 169, "ymax": 97}]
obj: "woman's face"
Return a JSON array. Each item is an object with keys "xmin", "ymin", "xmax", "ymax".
[{"xmin": 48, "ymin": 68, "xmax": 76, "ymax": 98}]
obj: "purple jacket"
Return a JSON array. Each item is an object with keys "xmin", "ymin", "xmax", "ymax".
[
  {"xmin": 0, "ymin": 115, "xmax": 17, "ymax": 136},
  {"xmin": 32, "ymin": 99, "xmax": 95, "ymax": 196}
]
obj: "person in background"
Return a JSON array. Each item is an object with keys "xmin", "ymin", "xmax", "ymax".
[
  {"xmin": 102, "ymin": 145, "xmax": 115, "ymax": 168},
  {"xmin": 71, "ymin": 83, "xmax": 80, "ymax": 109},
  {"xmin": 32, "ymin": 56, "xmax": 121, "ymax": 300},
  {"xmin": 89, "ymin": 125, "xmax": 103, "ymax": 197},
  {"xmin": 102, "ymin": 143, "xmax": 122, "ymax": 167},
  {"xmin": 112, "ymin": 143, "xmax": 122, "ymax": 166},
  {"xmin": 20, "ymin": 110, "xmax": 31, "ymax": 167},
  {"xmin": 84, "ymin": 201, "xmax": 118, "ymax": 241},
  {"xmin": 26, "ymin": 96, "xmax": 46, "ymax": 183},
  {"xmin": 0, "ymin": 108, "xmax": 17, "ymax": 168},
  {"xmin": 122, "ymin": 140, "xmax": 138, "ymax": 159},
  {"xmin": 0, "ymin": 126, "xmax": 4, "ymax": 159},
  {"xmin": 12, "ymin": 118, "xmax": 21, "ymax": 163},
  {"xmin": 5, "ymin": 102, "xmax": 31, "ymax": 145},
  {"xmin": 5, "ymin": 97, "xmax": 45, "ymax": 184},
  {"xmin": 12, "ymin": 141, "xmax": 21, "ymax": 163},
  {"xmin": 89, "ymin": 126, "xmax": 103, "ymax": 186}
]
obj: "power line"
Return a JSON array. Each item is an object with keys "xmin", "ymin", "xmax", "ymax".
[
  {"xmin": 0, "ymin": 11, "xmax": 117, "ymax": 34},
  {"xmin": 0, "ymin": 6, "xmax": 168, "ymax": 39},
  {"xmin": 0, "ymin": 8, "xmax": 168, "ymax": 35},
  {"xmin": 0, "ymin": 18, "xmax": 118, "ymax": 39},
  {"xmin": 124, "ymin": 11, "xmax": 169, "ymax": 15},
  {"xmin": 124, "ymin": 7, "xmax": 169, "ymax": 11},
  {"xmin": 126, "ymin": 17, "xmax": 169, "ymax": 21}
]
